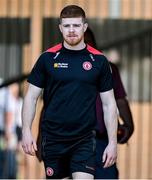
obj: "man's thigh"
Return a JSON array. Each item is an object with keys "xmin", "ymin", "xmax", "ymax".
[
  {"xmin": 71, "ymin": 135, "xmax": 96, "ymax": 178},
  {"xmin": 41, "ymin": 134, "xmax": 96, "ymax": 179},
  {"xmin": 43, "ymin": 155, "xmax": 70, "ymax": 179},
  {"xmin": 41, "ymin": 138, "xmax": 70, "ymax": 179},
  {"xmin": 72, "ymin": 172, "xmax": 93, "ymax": 179},
  {"xmin": 95, "ymin": 138, "xmax": 118, "ymax": 179}
]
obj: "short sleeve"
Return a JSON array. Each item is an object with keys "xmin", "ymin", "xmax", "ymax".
[
  {"xmin": 27, "ymin": 53, "xmax": 46, "ymax": 88},
  {"xmin": 98, "ymin": 56, "xmax": 113, "ymax": 92}
]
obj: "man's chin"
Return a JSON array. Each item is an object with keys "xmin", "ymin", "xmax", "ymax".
[
  {"xmin": 66, "ymin": 41, "xmax": 77, "ymax": 46},
  {"xmin": 69, "ymin": 43, "xmax": 78, "ymax": 46},
  {"xmin": 65, "ymin": 38, "xmax": 81, "ymax": 46}
]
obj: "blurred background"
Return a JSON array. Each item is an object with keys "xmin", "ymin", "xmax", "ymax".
[{"xmin": 0, "ymin": 0, "xmax": 152, "ymax": 179}]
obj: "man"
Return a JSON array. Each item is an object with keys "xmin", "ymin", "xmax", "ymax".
[
  {"xmin": 84, "ymin": 28, "xmax": 134, "ymax": 179},
  {"xmin": 22, "ymin": 5, "xmax": 117, "ymax": 179}
]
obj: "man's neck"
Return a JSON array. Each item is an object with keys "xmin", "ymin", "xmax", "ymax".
[{"xmin": 63, "ymin": 41, "xmax": 86, "ymax": 50}]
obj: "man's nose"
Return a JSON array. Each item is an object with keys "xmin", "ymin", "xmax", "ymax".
[{"xmin": 69, "ymin": 25, "xmax": 74, "ymax": 32}]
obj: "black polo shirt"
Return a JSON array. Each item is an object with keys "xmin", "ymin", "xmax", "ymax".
[{"xmin": 28, "ymin": 43, "xmax": 113, "ymax": 141}]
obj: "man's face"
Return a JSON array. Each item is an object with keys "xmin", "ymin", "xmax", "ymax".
[{"xmin": 59, "ymin": 17, "xmax": 88, "ymax": 46}]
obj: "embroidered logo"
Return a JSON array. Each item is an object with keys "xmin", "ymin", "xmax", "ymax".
[
  {"xmin": 54, "ymin": 63, "xmax": 68, "ymax": 68},
  {"xmin": 83, "ymin": 61, "xmax": 92, "ymax": 71},
  {"xmin": 46, "ymin": 167, "xmax": 54, "ymax": 176}
]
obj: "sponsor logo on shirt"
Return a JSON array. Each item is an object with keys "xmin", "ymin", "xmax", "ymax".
[
  {"xmin": 83, "ymin": 61, "xmax": 92, "ymax": 71},
  {"xmin": 54, "ymin": 63, "xmax": 68, "ymax": 68}
]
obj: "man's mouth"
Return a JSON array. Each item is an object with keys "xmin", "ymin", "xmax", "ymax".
[{"xmin": 67, "ymin": 34, "xmax": 77, "ymax": 37}]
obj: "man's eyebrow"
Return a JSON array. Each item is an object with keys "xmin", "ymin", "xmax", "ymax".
[{"xmin": 62, "ymin": 23, "xmax": 82, "ymax": 26}]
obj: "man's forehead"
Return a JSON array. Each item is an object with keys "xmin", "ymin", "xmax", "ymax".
[{"xmin": 61, "ymin": 17, "xmax": 84, "ymax": 24}]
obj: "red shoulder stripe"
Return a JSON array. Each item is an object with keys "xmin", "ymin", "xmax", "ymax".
[
  {"xmin": 87, "ymin": 44, "xmax": 103, "ymax": 55},
  {"xmin": 46, "ymin": 43, "xmax": 62, "ymax": 53}
]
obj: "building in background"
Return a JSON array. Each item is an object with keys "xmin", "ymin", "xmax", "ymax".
[{"xmin": 0, "ymin": 0, "xmax": 152, "ymax": 179}]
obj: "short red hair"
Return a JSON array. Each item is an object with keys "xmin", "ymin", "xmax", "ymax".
[{"xmin": 60, "ymin": 5, "xmax": 86, "ymax": 23}]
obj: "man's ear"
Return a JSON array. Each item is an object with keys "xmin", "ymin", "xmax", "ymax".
[
  {"xmin": 84, "ymin": 23, "xmax": 88, "ymax": 32},
  {"xmin": 59, "ymin": 24, "xmax": 62, "ymax": 33}
]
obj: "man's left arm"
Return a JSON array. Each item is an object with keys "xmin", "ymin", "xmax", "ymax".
[{"xmin": 100, "ymin": 89, "xmax": 118, "ymax": 168}]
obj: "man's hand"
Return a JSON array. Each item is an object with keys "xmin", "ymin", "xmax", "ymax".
[
  {"xmin": 102, "ymin": 142, "xmax": 117, "ymax": 168},
  {"xmin": 22, "ymin": 128, "xmax": 37, "ymax": 156}
]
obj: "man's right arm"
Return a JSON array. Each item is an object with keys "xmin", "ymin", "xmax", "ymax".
[{"xmin": 22, "ymin": 83, "xmax": 42, "ymax": 156}]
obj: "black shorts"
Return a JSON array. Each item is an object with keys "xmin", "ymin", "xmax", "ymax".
[{"xmin": 41, "ymin": 132, "xmax": 96, "ymax": 179}]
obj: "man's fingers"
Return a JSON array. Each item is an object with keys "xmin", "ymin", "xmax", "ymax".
[
  {"xmin": 109, "ymin": 159, "xmax": 115, "ymax": 166},
  {"xmin": 102, "ymin": 143, "xmax": 117, "ymax": 168},
  {"xmin": 33, "ymin": 141, "xmax": 37, "ymax": 151},
  {"xmin": 102, "ymin": 151, "xmax": 107, "ymax": 163},
  {"xmin": 102, "ymin": 151, "xmax": 113, "ymax": 168},
  {"xmin": 22, "ymin": 144, "xmax": 28, "ymax": 153},
  {"xmin": 22, "ymin": 143, "xmax": 36, "ymax": 156},
  {"xmin": 103, "ymin": 156, "xmax": 116, "ymax": 168},
  {"xmin": 22, "ymin": 145, "xmax": 32, "ymax": 155},
  {"xmin": 28, "ymin": 143, "xmax": 37, "ymax": 155},
  {"xmin": 103, "ymin": 157, "xmax": 111, "ymax": 168}
]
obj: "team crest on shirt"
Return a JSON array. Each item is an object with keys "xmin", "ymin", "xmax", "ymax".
[
  {"xmin": 46, "ymin": 167, "xmax": 54, "ymax": 176},
  {"xmin": 83, "ymin": 61, "xmax": 92, "ymax": 71}
]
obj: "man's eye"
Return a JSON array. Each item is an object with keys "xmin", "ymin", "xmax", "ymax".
[
  {"xmin": 63, "ymin": 25, "xmax": 70, "ymax": 28},
  {"xmin": 73, "ymin": 24, "xmax": 81, "ymax": 27}
]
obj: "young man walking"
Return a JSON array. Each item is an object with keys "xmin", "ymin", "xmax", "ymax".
[{"xmin": 21, "ymin": 5, "xmax": 117, "ymax": 179}]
